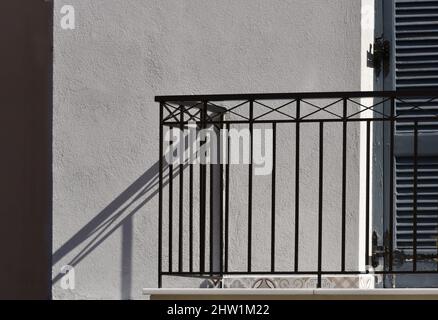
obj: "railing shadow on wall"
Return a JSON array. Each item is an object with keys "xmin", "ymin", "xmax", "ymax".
[{"xmin": 51, "ymin": 156, "xmax": 181, "ymax": 298}]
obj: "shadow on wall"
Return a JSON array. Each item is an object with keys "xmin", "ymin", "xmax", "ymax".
[{"xmin": 52, "ymin": 158, "xmax": 176, "ymax": 299}]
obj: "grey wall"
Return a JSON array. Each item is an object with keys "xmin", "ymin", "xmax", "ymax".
[{"xmin": 53, "ymin": 0, "xmax": 363, "ymax": 299}]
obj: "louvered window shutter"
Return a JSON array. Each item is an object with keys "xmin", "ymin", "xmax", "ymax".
[
  {"xmin": 394, "ymin": 0, "xmax": 438, "ymax": 253},
  {"xmin": 396, "ymin": 157, "xmax": 438, "ymax": 251}
]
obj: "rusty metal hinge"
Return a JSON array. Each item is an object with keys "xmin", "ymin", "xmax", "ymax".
[
  {"xmin": 372, "ymin": 231, "xmax": 406, "ymax": 268},
  {"xmin": 373, "ymin": 36, "xmax": 391, "ymax": 77}
]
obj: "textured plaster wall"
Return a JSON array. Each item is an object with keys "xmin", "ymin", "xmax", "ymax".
[{"xmin": 53, "ymin": 0, "xmax": 363, "ymax": 299}]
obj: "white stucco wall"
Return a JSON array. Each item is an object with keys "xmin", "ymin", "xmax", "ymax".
[{"xmin": 53, "ymin": 0, "xmax": 367, "ymax": 299}]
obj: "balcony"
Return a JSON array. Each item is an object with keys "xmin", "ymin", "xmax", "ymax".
[{"xmin": 155, "ymin": 90, "xmax": 438, "ymax": 289}]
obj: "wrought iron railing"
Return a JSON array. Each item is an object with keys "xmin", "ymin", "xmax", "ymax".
[{"xmin": 156, "ymin": 90, "xmax": 438, "ymax": 288}]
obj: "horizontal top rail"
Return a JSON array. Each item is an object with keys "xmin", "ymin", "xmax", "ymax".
[{"xmin": 155, "ymin": 90, "xmax": 438, "ymax": 102}]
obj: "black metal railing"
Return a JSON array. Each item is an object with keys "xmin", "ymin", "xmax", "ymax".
[{"xmin": 156, "ymin": 90, "xmax": 438, "ymax": 288}]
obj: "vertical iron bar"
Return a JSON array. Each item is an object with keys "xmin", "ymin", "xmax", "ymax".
[
  {"xmin": 389, "ymin": 97, "xmax": 395, "ymax": 272},
  {"xmin": 225, "ymin": 123, "xmax": 230, "ymax": 273},
  {"xmin": 294, "ymin": 100, "xmax": 301, "ymax": 272},
  {"xmin": 341, "ymin": 98, "xmax": 347, "ymax": 272},
  {"xmin": 209, "ymin": 157, "xmax": 214, "ymax": 274},
  {"xmin": 199, "ymin": 102, "xmax": 207, "ymax": 274},
  {"xmin": 271, "ymin": 123, "xmax": 277, "ymax": 272},
  {"xmin": 168, "ymin": 162, "xmax": 173, "ymax": 273},
  {"xmin": 413, "ymin": 121, "xmax": 418, "ymax": 272},
  {"xmin": 189, "ymin": 159, "xmax": 193, "ymax": 273},
  {"xmin": 248, "ymin": 100, "xmax": 254, "ymax": 273},
  {"xmin": 178, "ymin": 106, "xmax": 184, "ymax": 272},
  {"xmin": 158, "ymin": 103, "xmax": 164, "ymax": 288},
  {"xmin": 317, "ymin": 122, "xmax": 324, "ymax": 288},
  {"xmin": 365, "ymin": 120, "xmax": 371, "ymax": 272},
  {"xmin": 219, "ymin": 115, "xmax": 224, "ymax": 276}
]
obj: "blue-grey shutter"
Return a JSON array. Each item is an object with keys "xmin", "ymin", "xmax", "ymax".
[
  {"xmin": 394, "ymin": 0, "xmax": 438, "ymax": 253},
  {"xmin": 396, "ymin": 156, "xmax": 438, "ymax": 251}
]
